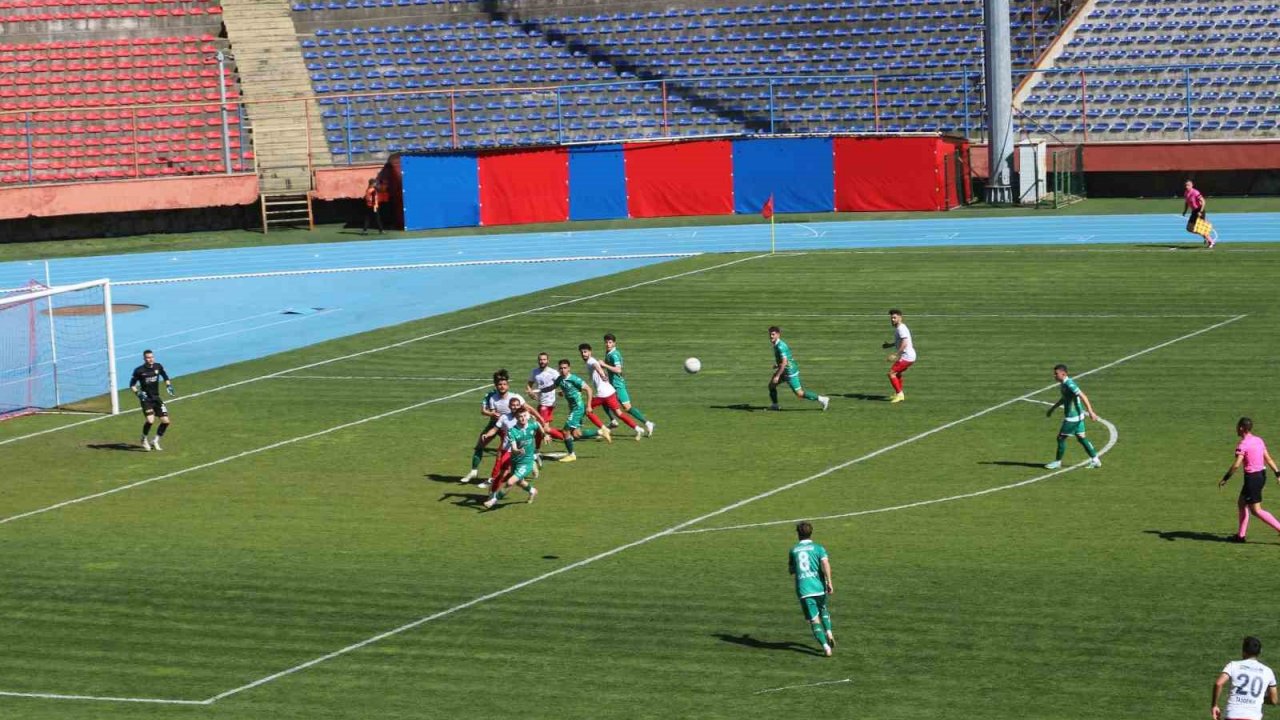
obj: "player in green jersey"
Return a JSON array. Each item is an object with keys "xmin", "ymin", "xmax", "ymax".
[
  {"xmin": 483, "ymin": 407, "xmax": 540, "ymax": 509},
  {"xmin": 547, "ymin": 359, "xmax": 610, "ymax": 462},
  {"xmin": 1044, "ymin": 364, "xmax": 1101, "ymax": 470},
  {"xmin": 788, "ymin": 521, "xmax": 835, "ymax": 657},
  {"xmin": 599, "ymin": 333, "xmax": 656, "ymax": 436},
  {"xmin": 769, "ymin": 326, "xmax": 830, "ymax": 411}
]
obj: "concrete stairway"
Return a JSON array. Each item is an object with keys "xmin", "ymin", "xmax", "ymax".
[{"xmin": 221, "ymin": 0, "xmax": 331, "ymax": 196}]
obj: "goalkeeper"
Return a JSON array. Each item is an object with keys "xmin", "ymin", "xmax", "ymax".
[{"xmin": 129, "ymin": 349, "xmax": 175, "ymax": 452}]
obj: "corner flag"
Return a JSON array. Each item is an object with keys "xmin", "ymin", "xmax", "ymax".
[{"xmin": 761, "ymin": 194, "xmax": 774, "ymax": 219}]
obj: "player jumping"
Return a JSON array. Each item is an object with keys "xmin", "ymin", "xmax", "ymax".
[
  {"xmin": 880, "ymin": 309, "xmax": 916, "ymax": 404},
  {"xmin": 1218, "ymin": 417, "xmax": 1280, "ymax": 543},
  {"xmin": 1044, "ymin": 364, "xmax": 1101, "ymax": 469},
  {"xmin": 482, "ymin": 406, "xmax": 541, "ymax": 509},
  {"xmin": 768, "ymin": 326, "xmax": 829, "ymax": 411},
  {"xmin": 788, "ymin": 521, "xmax": 835, "ymax": 657},
  {"xmin": 580, "ymin": 343, "xmax": 644, "ymax": 441},
  {"xmin": 599, "ymin": 333, "xmax": 655, "ymax": 436},
  {"xmin": 130, "ymin": 349, "xmax": 175, "ymax": 451},
  {"xmin": 463, "ymin": 370, "xmax": 516, "ymax": 483}
]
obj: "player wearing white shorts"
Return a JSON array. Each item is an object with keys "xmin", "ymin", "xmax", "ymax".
[
  {"xmin": 880, "ymin": 309, "xmax": 916, "ymax": 404},
  {"xmin": 1214, "ymin": 636, "xmax": 1278, "ymax": 720},
  {"xmin": 579, "ymin": 343, "xmax": 643, "ymax": 441}
]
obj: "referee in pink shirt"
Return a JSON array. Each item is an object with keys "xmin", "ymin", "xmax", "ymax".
[
  {"xmin": 1183, "ymin": 179, "xmax": 1215, "ymax": 248},
  {"xmin": 1219, "ymin": 417, "xmax": 1280, "ymax": 543}
]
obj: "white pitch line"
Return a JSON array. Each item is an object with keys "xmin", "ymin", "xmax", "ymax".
[
  {"xmin": 674, "ymin": 415, "xmax": 1118, "ymax": 536},
  {"xmin": 531, "ymin": 311, "xmax": 1236, "ymax": 320},
  {"xmin": 0, "ymin": 691, "xmax": 209, "ymax": 706},
  {"xmin": 0, "ymin": 252, "xmax": 765, "ymax": 448},
  {"xmin": 0, "ymin": 385, "xmax": 488, "ymax": 527},
  {"xmin": 271, "ymin": 375, "xmax": 492, "ymax": 382},
  {"xmin": 754, "ymin": 678, "xmax": 852, "ymax": 695},
  {"xmin": 200, "ymin": 315, "xmax": 1240, "ymax": 705}
]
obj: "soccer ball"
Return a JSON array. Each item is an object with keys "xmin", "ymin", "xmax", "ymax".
[{"xmin": 684, "ymin": 357, "xmax": 701, "ymax": 374}]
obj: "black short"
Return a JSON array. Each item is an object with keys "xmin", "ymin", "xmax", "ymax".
[
  {"xmin": 1186, "ymin": 209, "xmax": 1202, "ymax": 232},
  {"xmin": 1240, "ymin": 470, "xmax": 1267, "ymax": 505},
  {"xmin": 140, "ymin": 398, "xmax": 169, "ymax": 417}
]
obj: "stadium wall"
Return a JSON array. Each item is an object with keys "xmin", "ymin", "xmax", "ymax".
[{"xmin": 400, "ymin": 135, "xmax": 970, "ymax": 231}]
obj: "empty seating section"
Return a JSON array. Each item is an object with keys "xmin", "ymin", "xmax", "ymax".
[
  {"xmin": 294, "ymin": 0, "xmax": 1061, "ymax": 161},
  {"xmin": 0, "ymin": 2, "xmax": 247, "ymax": 186},
  {"xmin": 1019, "ymin": 0, "xmax": 1280, "ymax": 139}
]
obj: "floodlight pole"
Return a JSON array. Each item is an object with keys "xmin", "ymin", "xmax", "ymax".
[
  {"xmin": 983, "ymin": 0, "xmax": 1015, "ymax": 204},
  {"xmin": 217, "ymin": 51, "xmax": 233, "ymax": 175}
]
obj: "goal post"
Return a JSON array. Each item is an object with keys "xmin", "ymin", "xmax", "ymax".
[
  {"xmin": 1048, "ymin": 145, "xmax": 1086, "ymax": 209},
  {"xmin": 0, "ymin": 278, "xmax": 120, "ymax": 419}
]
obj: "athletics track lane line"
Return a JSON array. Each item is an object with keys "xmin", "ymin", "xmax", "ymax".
[
  {"xmin": 0, "ymin": 251, "xmax": 765, "ymax": 448},
  {"xmin": 194, "ymin": 313, "xmax": 1244, "ymax": 705}
]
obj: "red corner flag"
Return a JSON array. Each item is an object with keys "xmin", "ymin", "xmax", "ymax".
[{"xmin": 761, "ymin": 194, "xmax": 774, "ymax": 219}]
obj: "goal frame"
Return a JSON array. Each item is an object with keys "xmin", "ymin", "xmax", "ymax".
[{"xmin": 0, "ymin": 278, "xmax": 119, "ymax": 417}]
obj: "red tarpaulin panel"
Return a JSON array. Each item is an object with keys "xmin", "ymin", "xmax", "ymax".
[
  {"xmin": 834, "ymin": 137, "xmax": 944, "ymax": 211},
  {"xmin": 478, "ymin": 148, "xmax": 569, "ymax": 226},
  {"xmin": 624, "ymin": 140, "xmax": 734, "ymax": 218}
]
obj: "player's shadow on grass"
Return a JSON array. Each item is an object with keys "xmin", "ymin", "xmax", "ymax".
[
  {"xmin": 838, "ymin": 392, "xmax": 891, "ymax": 402},
  {"xmin": 978, "ymin": 460, "xmax": 1047, "ymax": 469},
  {"xmin": 438, "ymin": 491, "xmax": 491, "ymax": 510},
  {"xmin": 711, "ymin": 404, "xmax": 794, "ymax": 412},
  {"xmin": 1144, "ymin": 529, "xmax": 1239, "ymax": 543},
  {"xmin": 424, "ymin": 473, "xmax": 468, "ymax": 484},
  {"xmin": 87, "ymin": 442, "xmax": 146, "ymax": 452},
  {"xmin": 713, "ymin": 633, "xmax": 826, "ymax": 656}
]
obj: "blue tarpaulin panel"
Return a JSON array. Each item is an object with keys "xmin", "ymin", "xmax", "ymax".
[
  {"xmin": 731, "ymin": 137, "xmax": 835, "ymax": 214},
  {"xmin": 401, "ymin": 153, "xmax": 480, "ymax": 230},
  {"xmin": 568, "ymin": 144, "xmax": 628, "ymax": 221}
]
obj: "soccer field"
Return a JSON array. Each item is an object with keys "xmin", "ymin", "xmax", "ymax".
[{"xmin": 2, "ymin": 244, "xmax": 1279, "ymax": 719}]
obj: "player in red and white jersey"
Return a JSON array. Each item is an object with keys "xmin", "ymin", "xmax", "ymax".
[
  {"xmin": 881, "ymin": 309, "xmax": 917, "ymax": 404},
  {"xmin": 579, "ymin": 343, "xmax": 644, "ymax": 441},
  {"xmin": 463, "ymin": 370, "xmax": 516, "ymax": 483},
  {"xmin": 526, "ymin": 352, "xmax": 559, "ymax": 450}
]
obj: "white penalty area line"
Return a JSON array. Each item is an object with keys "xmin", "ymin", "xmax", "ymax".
[
  {"xmin": 0, "ymin": 384, "xmax": 488, "ymax": 527},
  {"xmin": 675, "ymin": 412, "xmax": 1118, "ymax": 536},
  {"xmin": 195, "ymin": 314, "xmax": 1243, "ymax": 706},
  {"xmin": 754, "ymin": 678, "xmax": 852, "ymax": 695},
  {"xmin": 110, "ymin": 252, "xmax": 702, "ymax": 286},
  {"xmin": 269, "ymin": 375, "xmax": 492, "ymax": 382},
  {"xmin": 533, "ymin": 311, "xmax": 1237, "ymax": 320},
  {"xmin": 0, "ymin": 252, "xmax": 766, "ymax": 448},
  {"xmin": 0, "ymin": 690, "xmax": 209, "ymax": 706}
]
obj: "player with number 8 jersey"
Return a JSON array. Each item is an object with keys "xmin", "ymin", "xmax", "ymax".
[{"xmin": 787, "ymin": 521, "xmax": 835, "ymax": 657}]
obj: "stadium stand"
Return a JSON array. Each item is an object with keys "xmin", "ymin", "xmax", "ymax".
[
  {"xmin": 291, "ymin": 0, "xmax": 1064, "ymax": 162},
  {"xmin": 0, "ymin": 0, "xmax": 249, "ymax": 186},
  {"xmin": 1017, "ymin": 0, "xmax": 1280, "ymax": 140}
]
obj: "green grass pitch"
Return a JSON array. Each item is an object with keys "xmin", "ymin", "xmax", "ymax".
[{"xmin": 2, "ymin": 244, "xmax": 1279, "ymax": 719}]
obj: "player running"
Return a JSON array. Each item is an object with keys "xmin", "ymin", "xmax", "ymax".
[
  {"xmin": 463, "ymin": 370, "xmax": 516, "ymax": 483},
  {"xmin": 547, "ymin": 358, "xmax": 610, "ymax": 462},
  {"xmin": 1212, "ymin": 636, "xmax": 1277, "ymax": 720},
  {"xmin": 129, "ymin": 349, "xmax": 175, "ymax": 451},
  {"xmin": 580, "ymin": 343, "xmax": 644, "ymax": 441},
  {"xmin": 1044, "ymin": 364, "xmax": 1101, "ymax": 469},
  {"xmin": 482, "ymin": 406, "xmax": 541, "ymax": 509},
  {"xmin": 1218, "ymin": 417, "xmax": 1280, "ymax": 543},
  {"xmin": 526, "ymin": 352, "xmax": 559, "ymax": 451},
  {"xmin": 788, "ymin": 521, "xmax": 835, "ymax": 657},
  {"xmin": 881, "ymin": 309, "xmax": 916, "ymax": 403},
  {"xmin": 599, "ymin": 333, "xmax": 655, "ymax": 436},
  {"xmin": 1183, "ymin": 179, "xmax": 1215, "ymax": 248},
  {"xmin": 768, "ymin": 326, "xmax": 829, "ymax": 411}
]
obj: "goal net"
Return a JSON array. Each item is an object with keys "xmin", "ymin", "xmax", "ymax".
[{"xmin": 0, "ymin": 279, "xmax": 119, "ymax": 419}]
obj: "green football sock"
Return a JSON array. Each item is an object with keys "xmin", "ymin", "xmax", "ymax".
[
  {"xmin": 1056, "ymin": 437, "xmax": 1067, "ymax": 461},
  {"xmin": 820, "ymin": 607, "xmax": 833, "ymax": 634},
  {"xmin": 1079, "ymin": 437, "xmax": 1098, "ymax": 458},
  {"xmin": 580, "ymin": 428, "xmax": 598, "ymax": 440},
  {"xmin": 769, "ymin": 386, "xmax": 779, "ymax": 404},
  {"xmin": 810, "ymin": 620, "xmax": 827, "ymax": 646},
  {"xmin": 628, "ymin": 406, "xmax": 648, "ymax": 423},
  {"xmin": 564, "ymin": 436, "xmax": 575, "ymax": 454},
  {"xmin": 471, "ymin": 448, "xmax": 483, "ymax": 470},
  {"xmin": 803, "ymin": 391, "xmax": 819, "ymax": 401}
]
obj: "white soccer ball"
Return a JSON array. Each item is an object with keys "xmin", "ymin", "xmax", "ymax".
[{"xmin": 684, "ymin": 357, "xmax": 701, "ymax": 374}]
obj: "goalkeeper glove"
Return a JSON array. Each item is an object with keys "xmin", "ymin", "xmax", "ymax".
[
  {"xmin": 881, "ymin": 342, "xmax": 894, "ymax": 349},
  {"xmin": 136, "ymin": 390, "xmax": 148, "ymax": 401},
  {"xmin": 166, "ymin": 384, "xmax": 176, "ymax": 397}
]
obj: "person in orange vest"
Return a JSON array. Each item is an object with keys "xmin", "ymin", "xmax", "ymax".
[{"xmin": 361, "ymin": 177, "xmax": 383, "ymax": 235}]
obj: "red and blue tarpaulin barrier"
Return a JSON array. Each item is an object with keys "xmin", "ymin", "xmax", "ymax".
[
  {"xmin": 731, "ymin": 137, "xmax": 835, "ymax": 214},
  {"xmin": 399, "ymin": 135, "xmax": 966, "ymax": 230}
]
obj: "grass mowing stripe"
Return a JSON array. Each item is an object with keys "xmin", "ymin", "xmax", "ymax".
[
  {"xmin": 0, "ymin": 385, "xmax": 488, "ymax": 527},
  {"xmin": 672, "ymin": 413, "xmax": 1118, "ymax": 535},
  {"xmin": 0, "ymin": 252, "xmax": 761, "ymax": 448},
  {"xmin": 201, "ymin": 315, "xmax": 1240, "ymax": 705},
  {"xmin": 0, "ymin": 691, "xmax": 210, "ymax": 706}
]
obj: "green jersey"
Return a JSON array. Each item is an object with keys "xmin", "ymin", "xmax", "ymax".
[
  {"xmin": 605, "ymin": 348, "xmax": 626, "ymax": 387},
  {"xmin": 773, "ymin": 338, "xmax": 798, "ymax": 375},
  {"xmin": 1059, "ymin": 377, "xmax": 1086, "ymax": 422},
  {"xmin": 788, "ymin": 539, "xmax": 828, "ymax": 599},
  {"xmin": 556, "ymin": 373, "xmax": 587, "ymax": 410},
  {"xmin": 506, "ymin": 422, "xmax": 537, "ymax": 460}
]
